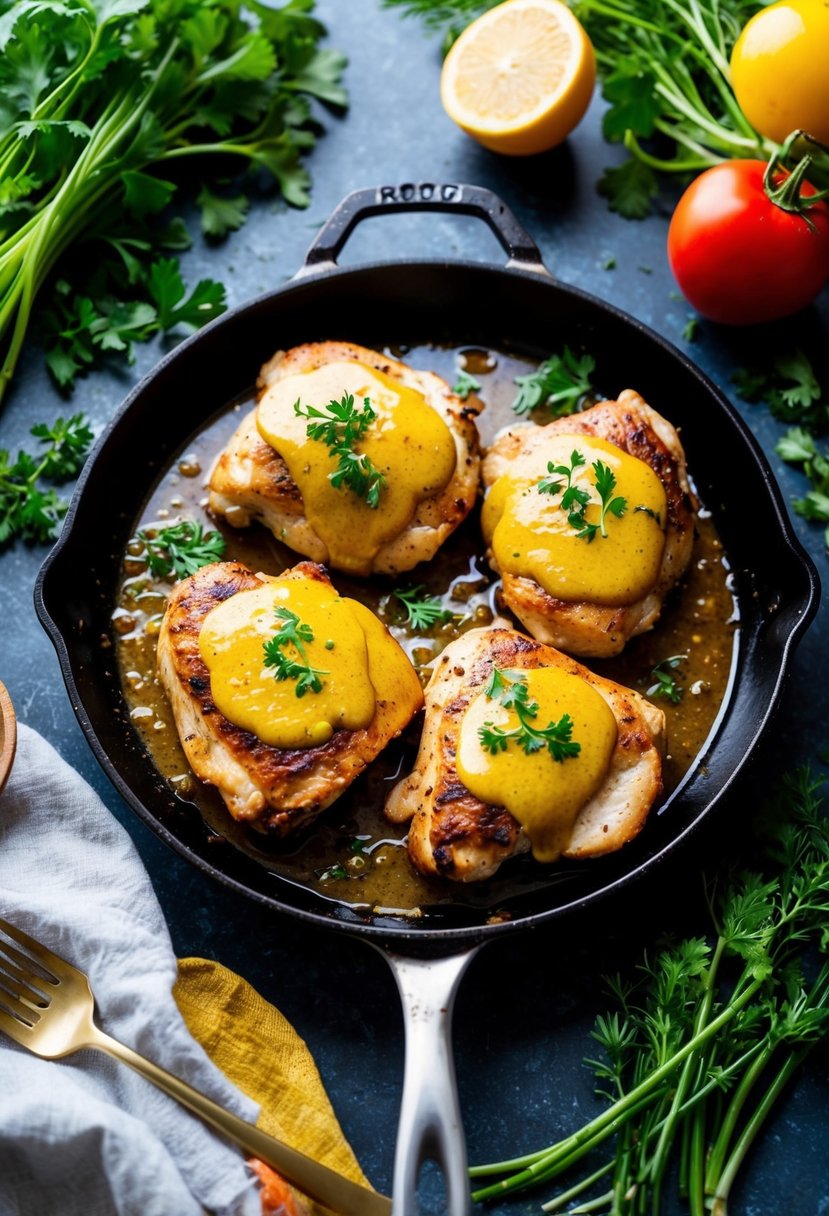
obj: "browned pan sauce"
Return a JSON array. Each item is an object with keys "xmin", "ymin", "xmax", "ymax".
[{"xmin": 113, "ymin": 343, "xmax": 737, "ymax": 917}]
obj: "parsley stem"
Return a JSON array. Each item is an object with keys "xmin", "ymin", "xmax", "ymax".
[
  {"xmin": 539, "ymin": 1161, "xmax": 616, "ymax": 1212},
  {"xmin": 709, "ymin": 1049, "xmax": 806, "ymax": 1216},
  {"xmin": 471, "ymin": 978, "xmax": 764, "ymax": 1203},
  {"xmin": 646, "ymin": 934, "xmax": 725, "ymax": 1209},
  {"xmin": 624, "ymin": 129, "xmax": 715, "ymax": 173}
]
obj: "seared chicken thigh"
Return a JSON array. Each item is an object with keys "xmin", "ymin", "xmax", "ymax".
[
  {"xmin": 482, "ymin": 391, "xmax": 696, "ymax": 657},
  {"xmin": 385, "ymin": 627, "xmax": 665, "ymax": 882},
  {"xmin": 157, "ymin": 560, "xmax": 423, "ymax": 832},
  {"xmin": 209, "ymin": 341, "xmax": 481, "ymax": 576}
]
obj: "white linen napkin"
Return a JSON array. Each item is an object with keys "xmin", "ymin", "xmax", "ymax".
[{"xmin": 0, "ymin": 724, "xmax": 263, "ymax": 1216}]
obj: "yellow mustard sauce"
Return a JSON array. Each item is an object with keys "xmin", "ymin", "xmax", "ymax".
[
  {"xmin": 482, "ymin": 434, "xmax": 667, "ymax": 605},
  {"xmin": 256, "ymin": 361, "xmax": 457, "ymax": 575},
  {"xmin": 198, "ymin": 572, "xmax": 376, "ymax": 749},
  {"xmin": 455, "ymin": 666, "xmax": 618, "ymax": 862}
]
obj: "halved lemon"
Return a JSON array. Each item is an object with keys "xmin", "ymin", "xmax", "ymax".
[{"xmin": 440, "ymin": 0, "xmax": 596, "ymax": 156}]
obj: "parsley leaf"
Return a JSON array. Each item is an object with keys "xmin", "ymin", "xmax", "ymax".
[
  {"xmin": 197, "ymin": 186, "xmax": 249, "ymax": 239},
  {"xmin": 0, "ymin": 412, "xmax": 93, "ymax": 546},
  {"xmin": 537, "ymin": 449, "xmax": 627, "ymax": 541},
  {"xmin": 601, "ymin": 68, "xmax": 660, "ymax": 142},
  {"xmin": 137, "ymin": 520, "xmax": 226, "ymax": 579},
  {"xmin": 478, "ymin": 666, "xmax": 582, "ymax": 762},
  {"xmin": 597, "ymin": 159, "xmax": 659, "ymax": 220},
  {"xmin": 392, "ymin": 585, "xmax": 453, "ymax": 632},
  {"xmin": 512, "ymin": 347, "xmax": 596, "ymax": 416},
  {"xmin": 295, "ymin": 392, "xmax": 386, "ymax": 509},
  {"xmin": 646, "ymin": 654, "xmax": 686, "ymax": 704},
  {"xmin": 452, "ymin": 369, "xmax": 481, "ymax": 400},
  {"xmin": 262, "ymin": 605, "xmax": 327, "ymax": 697}
]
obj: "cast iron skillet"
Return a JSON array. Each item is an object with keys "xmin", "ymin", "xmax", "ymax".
[{"xmin": 36, "ymin": 185, "xmax": 819, "ymax": 1215}]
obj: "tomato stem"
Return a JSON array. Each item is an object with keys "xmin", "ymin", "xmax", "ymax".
[{"xmin": 764, "ymin": 129, "xmax": 829, "ymax": 228}]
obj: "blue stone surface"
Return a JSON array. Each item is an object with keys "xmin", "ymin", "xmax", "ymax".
[{"xmin": 0, "ymin": 1, "xmax": 827, "ymax": 1212}]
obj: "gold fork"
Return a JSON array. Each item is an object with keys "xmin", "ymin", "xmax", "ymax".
[{"xmin": 0, "ymin": 916, "xmax": 391, "ymax": 1216}]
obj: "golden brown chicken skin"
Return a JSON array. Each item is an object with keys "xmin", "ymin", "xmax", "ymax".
[
  {"xmin": 208, "ymin": 341, "xmax": 481, "ymax": 576},
  {"xmin": 385, "ymin": 626, "xmax": 665, "ymax": 882},
  {"xmin": 483, "ymin": 390, "xmax": 696, "ymax": 657},
  {"xmin": 157, "ymin": 560, "xmax": 423, "ymax": 833}
]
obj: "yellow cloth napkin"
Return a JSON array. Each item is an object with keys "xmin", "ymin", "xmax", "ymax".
[{"xmin": 174, "ymin": 958, "xmax": 371, "ymax": 1212}]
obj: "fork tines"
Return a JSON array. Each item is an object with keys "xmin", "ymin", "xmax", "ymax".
[{"xmin": 0, "ymin": 917, "xmax": 58, "ymax": 1027}]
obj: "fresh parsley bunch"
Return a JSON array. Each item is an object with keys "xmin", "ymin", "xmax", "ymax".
[
  {"xmin": 0, "ymin": 0, "xmax": 346, "ymax": 400},
  {"xmin": 471, "ymin": 768, "xmax": 829, "ymax": 1212}
]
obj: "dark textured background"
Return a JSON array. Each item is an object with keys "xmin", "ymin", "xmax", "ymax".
[{"xmin": 1, "ymin": 1, "xmax": 827, "ymax": 1212}]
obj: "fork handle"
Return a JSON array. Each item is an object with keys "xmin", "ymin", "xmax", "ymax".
[{"xmin": 85, "ymin": 1026, "xmax": 391, "ymax": 1216}]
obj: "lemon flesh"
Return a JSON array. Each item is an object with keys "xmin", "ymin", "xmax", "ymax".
[{"xmin": 441, "ymin": 0, "xmax": 596, "ymax": 156}]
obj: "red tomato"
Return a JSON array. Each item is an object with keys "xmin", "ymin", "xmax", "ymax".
[{"xmin": 667, "ymin": 160, "xmax": 829, "ymax": 325}]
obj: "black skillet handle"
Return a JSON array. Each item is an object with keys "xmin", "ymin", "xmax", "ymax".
[{"xmin": 295, "ymin": 182, "xmax": 551, "ymax": 278}]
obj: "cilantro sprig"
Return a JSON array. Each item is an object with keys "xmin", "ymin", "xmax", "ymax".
[
  {"xmin": 537, "ymin": 449, "xmax": 627, "ymax": 542},
  {"xmin": 138, "ymin": 520, "xmax": 226, "ymax": 579},
  {"xmin": 478, "ymin": 667, "xmax": 581, "ymax": 762},
  {"xmin": 392, "ymin": 585, "xmax": 453, "ymax": 632},
  {"xmin": 0, "ymin": 0, "xmax": 347, "ymax": 402},
  {"xmin": 0, "ymin": 413, "xmax": 93, "ymax": 546},
  {"xmin": 295, "ymin": 392, "xmax": 386, "ymax": 508},
  {"xmin": 512, "ymin": 347, "xmax": 596, "ymax": 417},
  {"xmin": 262, "ymin": 606, "xmax": 327, "ymax": 698}
]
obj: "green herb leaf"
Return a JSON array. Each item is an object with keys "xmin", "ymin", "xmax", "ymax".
[
  {"xmin": 478, "ymin": 667, "xmax": 582, "ymax": 762},
  {"xmin": 537, "ymin": 449, "xmax": 627, "ymax": 541},
  {"xmin": 646, "ymin": 654, "xmax": 686, "ymax": 703},
  {"xmin": 137, "ymin": 520, "xmax": 226, "ymax": 578},
  {"xmin": 262, "ymin": 605, "xmax": 328, "ymax": 697},
  {"xmin": 0, "ymin": 0, "xmax": 347, "ymax": 404},
  {"xmin": 512, "ymin": 347, "xmax": 596, "ymax": 417},
  {"xmin": 597, "ymin": 159, "xmax": 658, "ymax": 220},
  {"xmin": 295, "ymin": 392, "xmax": 386, "ymax": 508},
  {"xmin": 393, "ymin": 585, "xmax": 453, "ymax": 632},
  {"xmin": 197, "ymin": 186, "xmax": 249, "ymax": 239},
  {"xmin": 452, "ymin": 369, "xmax": 481, "ymax": 400},
  {"xmin": 601, "ymin": 68, "xmax": 660, "ymax": 141},
  {"xmin": 0, "ymin": 413, "xmax": 93, "ymax": 546}
]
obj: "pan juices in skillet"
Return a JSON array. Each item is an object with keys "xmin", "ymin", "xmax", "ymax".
[
  {"xmin": 385, "ymin": 626, "xmax": 665, "ymax": 882},
  {"xmin": 208, "ymin": 341, "xmax": 481, "ymax": 575},
  {"xmin": 482, "ymin": 390, "xmax": 696, "ymax": 657},
  {"xmin": 156, "ymin": 560, "xmax": 423, "ymax": 832}
]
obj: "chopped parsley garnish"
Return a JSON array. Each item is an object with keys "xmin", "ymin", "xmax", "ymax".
[
  {"xmin": 0, "ymin": 412, "xmax": 93, "ymax": 546},
  {"xmin": 139, "ymin": 520, "xmax": 226, "ymax": 579},
  {"xmin": 393, "ymin": 585, "xmax": 453, "ymax": 632},
  {"xmin": 537, "ymin": 449, "xmax": 627, "ymax": 541},
  {"xmin": 512, "ymin": 347, "xmax": 596, "ymax": 417},
  {"xmin": 452, "ymin": 370, "xmax": 482, "ymax": 400},
  {"xmin": 262, "ymin": 607, "xmax": 327, "ymax": 698},
  {"xmin": 478, "ymin": 667, "xmax": 581, "ymax": 762},
  {"xmin": 646, "ymin": 654, "xmax": 686, "ymax": 704},
  {"xmin": 295, "ymin": 392, "xmax": 386, "ymax": 509}
]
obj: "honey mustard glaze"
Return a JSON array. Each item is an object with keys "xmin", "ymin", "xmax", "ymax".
[
  {"xmin": 456, "ymin": 667, "xmax": 618, "ymax": 862},
  {"xmin": 482, "ymin": 435, "xmax": 667, "ymax": 604},
  {"xmin": 199, "ymin": 572, "xmax": 377, "ymax": 749},
  {"xmin": 256, "ymin": 361, "xmax": 457, "ymax": 575}
]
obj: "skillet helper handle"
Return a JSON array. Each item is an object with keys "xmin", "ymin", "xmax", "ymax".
[
  {"xmin": 381, "ymin": 947, "xmax": 480, "ymax": 1216},
  {"xmin": 86, "ymin": 1025, "xmax": 391, "ymax": 1216},
  {"xmin": 297, "ymin": 183, "xmax": 549, "ymax": 278}
]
